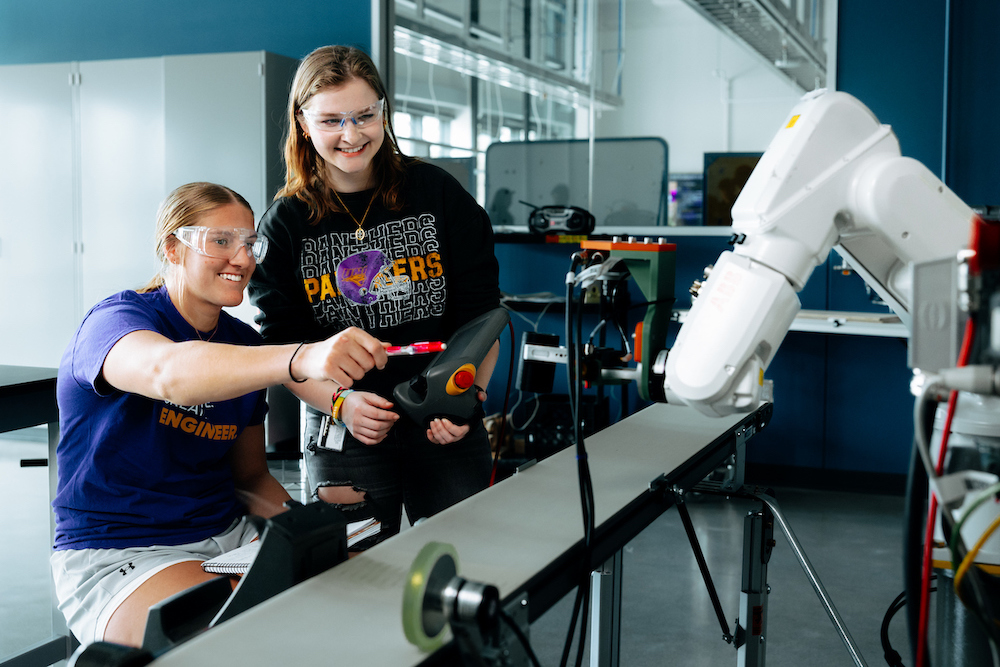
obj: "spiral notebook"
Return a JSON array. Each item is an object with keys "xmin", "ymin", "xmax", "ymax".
[{"xmin": 201, "ymin": 517, "xmax": 381, "ymax": 575}]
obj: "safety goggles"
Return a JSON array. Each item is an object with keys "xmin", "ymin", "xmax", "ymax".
[
  {"xmin": 299, "ymin": 99, "xmax": 385, "ymax": 133},
  {"xmin": 173, "ymin": 226, "xmax": 268, "ymax": 263}
]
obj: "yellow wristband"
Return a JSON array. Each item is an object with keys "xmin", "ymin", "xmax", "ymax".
[
  {"xmin": 330, "ymin": 386, "xmax": 348, "ymax": 418},
  {"xmin": 331, "ymin": 389, "xmax": 353, "ymax": 426}
]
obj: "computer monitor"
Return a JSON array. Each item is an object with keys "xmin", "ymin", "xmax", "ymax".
[
  {"xmin": 667, "ymin": 173, "xmax": 703, "ymax": 226},
  {"xmin": 702, "ymin": 152, "xmax": 762, "ymax": 226}
]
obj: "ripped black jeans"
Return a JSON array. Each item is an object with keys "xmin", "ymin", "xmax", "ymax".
[{"xmin": 303, "ymin": 408, "xmax": 492, "ymax": 542}]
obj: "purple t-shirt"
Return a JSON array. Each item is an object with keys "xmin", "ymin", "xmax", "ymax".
[{"xmin": 52, "ymin": 287, "xmax": 268, "ymax": 550}]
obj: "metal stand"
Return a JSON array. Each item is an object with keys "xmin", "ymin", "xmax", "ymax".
[
  {"xmin": 589, "ymin": 551, "xmax": 623, "ymax": 667},
  {"xmin": 675, "ymin": 491, "xmax": 736, "ymax": 646},
  {"xmin": 583, "ymin": 417, "xmax": 753, "ymax": 667},
  {"xmin": 677, "ymin": 482, "xmax": 870, "ymax": 667},
  {"xmin": 737, "ymin": 505, "xmax": 774, "ymax": 667},
  {"xmin": 752, "ymin": 491, "xmax": 869, "ymax": 667}
]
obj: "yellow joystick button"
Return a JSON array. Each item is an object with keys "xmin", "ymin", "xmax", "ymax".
[{"xmin": 445, "ymin": 363, "xmax": 477, "ymax": 396}]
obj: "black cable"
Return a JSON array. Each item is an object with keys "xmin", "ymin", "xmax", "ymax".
[
  {"xmin": 558, "ymin": 583, "xmax": 585, "ymax": 667},
  {"xmin": 559, "ymin": 254, "xmax": 587, "ymax": 667},
  {"xmin": 903, "ymin": 437, "xmax": 930, "ymax": 664},
  {"xmin": 500, "ymin": 318, "xmax": 515, "ymax": 443},
  {"xmin": 499, "ymin": 609, "xmax": 545, "ymax": 667},
  {"xmin": 573, "ymin": 267, "xmax": 596, "ymax": 667},
  {"xmin": 882, "ymin": 590, "xmax": 907, "ymax": 667},
  {"xmin": 609, "ymin": 279, "xmax": 632, "ymax": 357},
  {"xmin": 566, "ymin": 259, "xmax": 580, "ymax": 434},
  {"xmin": 573, "ymin": 575, "xmax": 592, "ymax": 667},
  {"xmin": 572, "ymin": 263, "xmax": 596, "ymax": 548},
  {"xmin": 586, "ymin": 275, "xmax": 630, "ymax": 354},
  {"xmin": 882, "ymin": 584, "xmax": 938, "ymax": 667},
  {"xmin": 488, "ymin": 319, "xmax": 516, "ymax": 485},
  {"xmin": 558, "ymin": 252, "xmax": 598, "ymax": 667}
]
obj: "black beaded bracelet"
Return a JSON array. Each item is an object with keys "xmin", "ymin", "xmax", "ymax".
[{"xmin": 288, "ymin": 342, "xmax": 308, "ymax": 383}]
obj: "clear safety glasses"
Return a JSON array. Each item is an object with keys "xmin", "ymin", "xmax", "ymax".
[
  {"xmin": 173, "ymin": 226, "xmax": 268, "ymax": 263},
  {"xmin": 299, "ymin": 99, "xmax": 385, "ymax": 134}
]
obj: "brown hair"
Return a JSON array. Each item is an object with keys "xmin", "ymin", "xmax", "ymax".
[
  {"xmin": 278, "ymin": 45, "xmax": 407, "ymax": 223},
  {"xmin": 138, "ymin": 182, "xmax": 253, "ymax": 293}
]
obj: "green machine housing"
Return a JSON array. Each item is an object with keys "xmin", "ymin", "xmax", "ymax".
[{"xmin": 581, "ymin": 238, "xmax": 676, "ymax": 402}]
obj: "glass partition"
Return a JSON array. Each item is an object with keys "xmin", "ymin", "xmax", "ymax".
[{"xmin": 391, "ymin": 0, "xmax": 836, "ymax": 231}]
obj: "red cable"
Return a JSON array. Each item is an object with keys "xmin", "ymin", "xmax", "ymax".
[{"xmin": 915, "ymin": 318, "xmax": 974, "ymax": 667}]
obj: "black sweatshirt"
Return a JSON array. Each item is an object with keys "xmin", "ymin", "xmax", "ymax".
[{"xmin": 249, "ymin": 161, "xmax": 500, "ymax": 401}]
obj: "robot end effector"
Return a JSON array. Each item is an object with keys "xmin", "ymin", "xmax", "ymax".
[{"xmin": 663, "ymin": 89, "xmax": 977, "ymax": 417}]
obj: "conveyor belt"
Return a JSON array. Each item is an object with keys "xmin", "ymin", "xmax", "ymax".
[{"xmin": 151, "ymin": 401, "xmax": 770, "ymax": 666}]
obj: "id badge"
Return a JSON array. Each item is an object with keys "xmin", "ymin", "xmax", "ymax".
[{"xmin": 316, "ymin": 415, "xmax": 346, "ymax": 452}]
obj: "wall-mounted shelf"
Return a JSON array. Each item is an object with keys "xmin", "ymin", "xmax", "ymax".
[
  {"xmin": 674, "ymin": 309, "xmax": 908, "ymax": 339},
  {"xmin": 494, "ymin": 225, "xmax": 736, "ymax": 242}
]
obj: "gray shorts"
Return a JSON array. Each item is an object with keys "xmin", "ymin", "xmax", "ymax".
[{"xmin": 50, "ymin": 516, "xmax": 258, "ymax": 644}]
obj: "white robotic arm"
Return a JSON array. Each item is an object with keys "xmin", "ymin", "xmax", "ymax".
[{"xmin": 665, "ymin": 89, "xmax": 975, "ymax": 417}]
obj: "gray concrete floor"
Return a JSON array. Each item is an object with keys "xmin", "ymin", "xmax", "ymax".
[
  {"xmin": 3, "ymin": 430, "xmax": 913, "ymax": 666},
  {"xmin": 528, "ymin": 487, "xmax": 911, "ymax": 667},
  {"xmin": 2, "ymin": 434, "xmax": 57, "ymax": 663}
]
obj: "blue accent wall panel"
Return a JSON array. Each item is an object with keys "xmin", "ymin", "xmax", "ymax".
[
  {"xmin": 823, "ymin": 336, "xmax": 913, "ymax": 474},
  {"xmin": 836, "ymin": 0, "xmax": 946, "ymax": 177},
  {"xmin": 945, "ymin": 0, "xmax": 1000, "ymax": 207},
  {"xmin": 826, "ymin": 263, "xmax": 893, "ymax": 314},
  {"xmin": 747, "ymin": 333, "xmax": 828, "ymax": 469},
  {"xmin": 495, "ymin": 242, "xmax": 575, "ymax": 297},
  {"xmin": 0, "ymin": 0, "xmax": 371, "ymax": 65},
  {"xmin": 832, "ymin": 0, "xmax": 1000, "ymax": 478}
]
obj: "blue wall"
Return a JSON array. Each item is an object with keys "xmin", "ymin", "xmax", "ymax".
[
  {"xmin": 837, "ymin": 0, "xmax": 947, "ymax": 178},
  {"xmin": 0, "ymin": 0, "xmax": 371, "ymax": 64},
  {"xmin": 837, "ymin": 0, "xmax": 1000, "ymax": 208},
  {"xmin": 814, "ymin": 0, "xmax": 1000, "ymax": 482},
  {"xmin": 945, "ymin": 0, "xmax": 1000, "ymax": 208}
]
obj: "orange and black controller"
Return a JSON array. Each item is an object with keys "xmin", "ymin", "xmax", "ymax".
[{"xmin": 393, "ymin": 308, "xmax": 510, "ymax": 427}]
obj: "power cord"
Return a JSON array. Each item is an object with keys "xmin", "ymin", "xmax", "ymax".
[
  {"xmin": 488, "ymin": 319, "xmax": 516, "ymax": 487},
  {"xmin": 881, "ymin": 582, "xmax": 936, "ymax": 667},
  {"xmin": 500, "ymin": 609, "xmax": 544, "ymax": 667},
  {"xmin": 558, "ymin": 251, "xmax": 597, "ymax": 667}
]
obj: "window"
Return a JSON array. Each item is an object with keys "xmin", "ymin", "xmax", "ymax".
[{"xmin": 392, "ymin": 0, "xmax": 624, "ymax": 204}]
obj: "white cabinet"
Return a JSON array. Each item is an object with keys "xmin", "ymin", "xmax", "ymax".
[
  {"xmin": 78, "ymin": 57, "xmax": 167, "ymax": 314},
  {"xmin": 0, "ymin": 63, "xmax": 79, "ymax": 368},
  {"xmin": 0, "ymin": 51, "xmax": 297, "ymax": 367}
]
